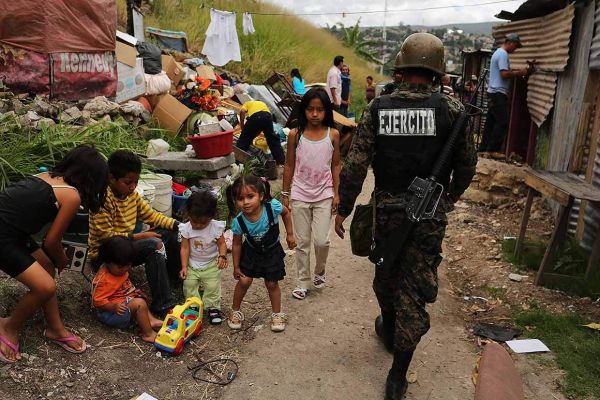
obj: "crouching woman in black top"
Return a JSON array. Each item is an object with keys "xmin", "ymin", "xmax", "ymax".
[{"xmin": 0, "ymin": 145, "xmax": 108, "ymax": 363}]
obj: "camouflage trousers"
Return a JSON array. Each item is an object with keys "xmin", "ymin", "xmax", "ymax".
[{"xmin": 372, "ymin": 208, "xmax": 447, "ymax": 352}]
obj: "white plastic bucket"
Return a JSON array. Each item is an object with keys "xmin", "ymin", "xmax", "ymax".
[
  {"xmin": 139, "ymin": 173, "xmax": 172, "ymax": 217},
  {"xmin": 136, "ymin": 181, "xmax": 156, "ymax": 205}
]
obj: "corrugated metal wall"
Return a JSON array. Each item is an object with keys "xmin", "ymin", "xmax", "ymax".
[
  {"xmin": 549, "ymin": 2, "xmax": 596, "ymax": 172},
  {"xmin": 492, "ymin": 4, "xmax": 575, "ymax": 126},
  {"xmin": 590, "ymin": 0, "xmax": 600, "ymax": 69}
]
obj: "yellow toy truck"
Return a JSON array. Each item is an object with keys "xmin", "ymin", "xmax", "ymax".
[{"xmin": 154, "ymin": 297, "xmax": 203, "ymax": 355}]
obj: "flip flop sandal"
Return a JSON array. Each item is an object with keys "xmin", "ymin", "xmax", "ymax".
[
  {"xmin": 292, "ymin": 287, "xmax": 307, "ymax": 300},
  {"xmin": 208, "ymin": 309, "xmax": 223, "ymax": 325},
  {"xmin": 313, "ymin": 274, "xmax": 326, "ymax": 289},
  {"xmin": 0, "ymin": 335, "xmax": 19, "ymax": 364},
  {"xmin": 43, "ymin": 330, "xmax": 86, "ymax": 354}
]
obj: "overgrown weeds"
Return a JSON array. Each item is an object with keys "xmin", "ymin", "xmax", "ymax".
[{"xmin": 0, "ymin": 113, "xmax": 182, "ymax": 189}]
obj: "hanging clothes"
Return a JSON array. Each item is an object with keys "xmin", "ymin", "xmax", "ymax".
[
  {"xmin": 201, "ymin": 8, "xmax": 241, "ymax": 67},
  {"xmin": 242, "ymin": 12, "xmax": 255, "ymax": 35}
]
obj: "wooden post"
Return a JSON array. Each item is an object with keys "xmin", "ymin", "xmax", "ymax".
[
  {"xmin": 585, "ymin": 219, "xmax": 600, "ymax": 279},
  {"xmin": 535, "ymin": 197, "xmax": 574, "ymax": 286},
  {"xmin": 515, "ymin": 188, "xmax": 535, "ymax": 259}
]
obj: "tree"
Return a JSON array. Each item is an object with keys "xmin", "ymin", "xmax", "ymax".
[{"xmin": 334, "ymin": 18, "xmax": 382, "ymax": 65}]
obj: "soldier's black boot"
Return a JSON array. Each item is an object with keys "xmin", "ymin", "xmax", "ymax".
[
  {"xmin": 375, "ymin": 311, "xmax": 395, "ymax": 353},
  {"xmin": 384, "ymin": 350, "xmax": 414, "ymax": 400}
]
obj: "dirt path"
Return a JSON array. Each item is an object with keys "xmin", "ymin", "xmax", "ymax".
[{"xmin": 223, "ymin": 173, "xmax": 476, "ymax": 400}]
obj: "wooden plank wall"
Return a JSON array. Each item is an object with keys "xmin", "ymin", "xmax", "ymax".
[{"xmin": 548, "ymin": 1, "xmax": 597, "ymax": 172}]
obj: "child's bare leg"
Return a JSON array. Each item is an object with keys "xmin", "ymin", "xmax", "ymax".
[
  {"xmin": 232, "ymin": 277, "xmax": 253, "ymax": 311},
  {"xmin": 128, "ymin": 298, "xmax": 157, "ymax": 343},
  {"xmin": 0, "ymin": 263, "xmax": 55, "ymax": 361},
  {"xmin": 34, "ymin": 250, "xmax": 85, "ymax": 352},
  {"xmin": 148, "ymin": 311, "xmax": 163, "ymax": 330},
  {"xmin": 264, "ymin": 280, "xmax": 281, "ymax": 313}
]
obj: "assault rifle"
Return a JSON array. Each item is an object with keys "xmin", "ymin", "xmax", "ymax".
[
  {"xmin": 405, "ymin": 68, "xmax": 488, "ymax": 221},
  {"xmin": 369, "ymin": 69, "xmax": 487, "ymax": 268}
]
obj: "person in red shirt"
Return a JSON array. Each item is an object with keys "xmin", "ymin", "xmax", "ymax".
[{"xmin": 92, "ymin": 237, "xmax": 164, "ymax": 343}]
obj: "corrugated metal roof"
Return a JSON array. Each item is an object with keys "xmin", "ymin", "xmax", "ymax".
[
  {"xmin": 495, "ymin": 0, "xmax": 569, "ymax": 21},
  {"xmin": 492, "ymin": 4, "xmax": 575, "ymax": 126},
  {"xmin": 590, "ymin": 1, "xmax": 600, "ymax": 69},
  {"xmin": 492, "ymin": 4, "xmax": 575, "ymax": 71}
]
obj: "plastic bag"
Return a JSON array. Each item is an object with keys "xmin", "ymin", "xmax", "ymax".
[{"xmin": 137, "ymin": 42, "xmax": 162, "ymax": 74}]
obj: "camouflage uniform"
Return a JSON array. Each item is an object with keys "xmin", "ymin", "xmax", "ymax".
[{"xmin": 338, "ymin": 82, "xmax": 476, "ymax": 352}]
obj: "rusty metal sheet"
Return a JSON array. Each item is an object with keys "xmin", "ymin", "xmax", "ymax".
[
  {"xmin": 492, "ymin": 4, "xmax": 575, "ymax": 71},
  {"xmin": 492, "ymin": 4, "xmax": 574, "ymax": 126},
  {"xmin": 526, "ymin": 73, "xmax": 557, "ymax": 126},
  {"xmin": 590, "ymin": 0, "xmax": 600, "ymax": 69}
]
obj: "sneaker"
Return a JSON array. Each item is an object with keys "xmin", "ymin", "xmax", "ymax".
[
  {"xmin": 208, "ymin": 308, "xmax": 223, "ymax": 325},
  {"xmin": 271, "ymin": 312, "xmax": 287, "ymax": 332},
  {"xmin": 313, "ymin": 274, "xmax": 326, "ymax": 289},
  {"xmin": 227, "ymin": 310, "xmax": 244, "ymax": 330}
]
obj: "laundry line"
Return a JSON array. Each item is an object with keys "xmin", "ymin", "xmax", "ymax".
[{"xmin": 198, "ymin": 0, "xmax": 521, "ymax": 17}]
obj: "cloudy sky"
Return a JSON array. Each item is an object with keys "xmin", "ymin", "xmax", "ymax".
[{"xmin": 264, "ymin": 0, "xmax": 523, "ymax": 27}]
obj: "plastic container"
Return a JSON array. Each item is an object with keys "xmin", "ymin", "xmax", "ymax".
[
  {"xmin": 188, "ymin": 130, "xmax": 233, "ymax": 159},
  {"xmin": 172, "ymin": 193, "xmax": 189, "ymax": 218},
  {"xmin": 139, "ymin": 173, "xmax": 173, "ymax": 216},
  {"xmin": 136, "ymin": 180, "xmax": 156, "ymax": 205}
]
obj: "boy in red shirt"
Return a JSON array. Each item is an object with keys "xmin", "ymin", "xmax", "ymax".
[{"xmin": 92, "ymin": 237, "xmax": 163, "ymax": 343}]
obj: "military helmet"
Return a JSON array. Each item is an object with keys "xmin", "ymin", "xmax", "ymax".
[{"xmin": 395, "ymin": 32, "xmax": 445, "ymax": 75}]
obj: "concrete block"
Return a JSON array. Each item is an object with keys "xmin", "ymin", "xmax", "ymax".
[
  {"xmin": 146, "ymin": 152, "xmax": 235, "ymax": 172},
  {"xmin": 205, "ymin": 166, "xmax": 232, "ymax": 179}
]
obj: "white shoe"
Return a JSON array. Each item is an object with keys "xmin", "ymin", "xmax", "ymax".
[
  {"xmin": 271, "ymin": 312, "xmax": 287, "ymax": 332},
  {"xmin": 313, "ymin": 274, "xmax": 326, "ymax": 289},
  {"xmin": 227, "ymin": 310, "xmax": 244, "ymax": 330}
]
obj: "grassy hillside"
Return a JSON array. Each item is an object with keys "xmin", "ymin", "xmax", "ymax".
[{"xmin": 118, "ymin": 0, "xmax": 384, "ymax": 114}]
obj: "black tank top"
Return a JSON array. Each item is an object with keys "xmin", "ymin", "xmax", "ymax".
[{"xmin": 0, "ymin": 176, "xmax": 72, "ymax": 237}]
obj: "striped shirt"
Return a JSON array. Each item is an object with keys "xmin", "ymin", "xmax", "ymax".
[{"xmin": 88, "ymin": 187, "xmax": 176, "ymax": 260}]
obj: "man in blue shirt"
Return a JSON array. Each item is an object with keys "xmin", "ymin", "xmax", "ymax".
[{"xmin": 479, "ymin": 33, "xmax": 532, "ymax": 154}]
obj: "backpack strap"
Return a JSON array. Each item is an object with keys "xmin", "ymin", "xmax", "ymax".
[
  {"xmin": 236, "ymin": 214, "xmax": 260, "ymax": 249},
  {"xmin": 265, "ymin": 201, "xmax": 275, "ymax": 226}
]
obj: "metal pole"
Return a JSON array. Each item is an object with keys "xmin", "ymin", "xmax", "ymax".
[{"xmin": 380, "ymin": 0, "xmax": 388, "ymax": 75}]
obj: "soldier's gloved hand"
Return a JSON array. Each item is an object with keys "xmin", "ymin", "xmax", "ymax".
[{"xmin": 334, "ymin": 214, "xmax": 347, "ymax": 239}]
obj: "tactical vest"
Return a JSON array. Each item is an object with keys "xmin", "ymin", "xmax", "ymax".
[{"xmin": 371, "ymin": 92, "xmax": 452, "ymax": 193}]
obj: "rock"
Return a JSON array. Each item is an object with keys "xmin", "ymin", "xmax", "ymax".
[
  {"xmin": 33, "ymin": 117, "xmax": 56, "ymax": 130},
  {"xmin": 462, "ymin": 187, "xmax": 492, "ymax": 204},
  {"xmin": 0, "ymin": 99, "xmax": 9, "ymax": 113},
  {"xmin": 11, "ymin": 98, "xmax": 26, "ymax": 115},
  {"xmin": 119, "ymin": 101, "xmax": 146, "ymax": 117},
  {"xmin": 59, "ymin": 106, "xmax": 83, "ymax": 123},
  {"xmin": 508, "ymin": 273, "xmax": 527, "ymax": 282},
  {"xmin": 83, "ymin": 96, "xmax": 119, "ymax": 118},
  {"xmin": 19, "ymin": 110, "xmax": 42, "ymax": 126},
  {"xmin": 33, "ymin": 97, "xmax": 59, "ymax": 118}
]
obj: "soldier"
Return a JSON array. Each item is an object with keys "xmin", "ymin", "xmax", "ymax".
[{"xmin": 334, "ymin": 33, "xmax": 476, "ymax": 399}]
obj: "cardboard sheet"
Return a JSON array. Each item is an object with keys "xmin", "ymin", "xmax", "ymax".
[{"xmin": 152, "ymin": 94, "xmax": 192, "ymax": 135}]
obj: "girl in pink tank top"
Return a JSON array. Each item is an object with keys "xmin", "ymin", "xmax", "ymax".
[{"xmin": 282, "ymin": 88, "xmax": 341, "ymax": 300}]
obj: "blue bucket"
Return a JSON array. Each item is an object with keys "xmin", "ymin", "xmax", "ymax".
[{"xmin": 172, "ymin": 193, "xmax": 189, "ymax": 218}]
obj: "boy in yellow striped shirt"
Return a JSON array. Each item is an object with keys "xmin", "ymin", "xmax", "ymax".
[{"xmin": 89, "ymin": 151, "xmax": 180, "ymax": 316}]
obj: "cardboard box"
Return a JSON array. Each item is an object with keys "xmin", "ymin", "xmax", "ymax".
[
  {"xmin": 152, "ymin": 94, "xmax": 192, "ymax": 135},
  {"xmin": 116, "ymin": 57, "xmax": 145, "ymax": 103},
  {"xmin": 161, "ymin": 55, "xmax": 185, "ymax": 84},
  {"xmin": 333, "ymin": 110, "xmax": 358, "ymax": 128},
  {"xmin": 196, "ymin": 65, "xmax": 217, "ymax": 81},
  {"xmin": 116, "ymin": 41, "xmax": 137, "ymax": 68}
]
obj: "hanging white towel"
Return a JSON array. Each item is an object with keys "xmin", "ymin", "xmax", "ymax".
[
  {"xmin": 242, "ymin": 12, "xmax": 255, "ymax": 35},
  {"xmin": 201, "ymin": 8, "xmax": 241, "ymax": 67}
]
